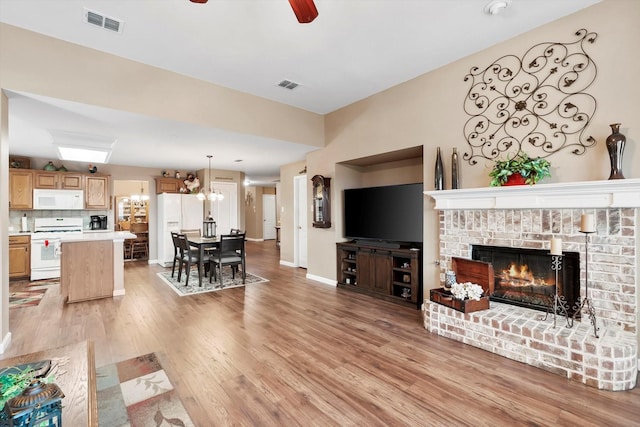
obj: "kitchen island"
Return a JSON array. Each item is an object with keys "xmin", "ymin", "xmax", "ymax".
[{"xmin": 60, "ymin": 231, "xmax": 135, "ymax": 303}]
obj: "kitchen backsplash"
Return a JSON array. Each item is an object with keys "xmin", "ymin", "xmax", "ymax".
[{"xmin": 9, "ymin": 210, "xmax": 111, "ymax": 232}]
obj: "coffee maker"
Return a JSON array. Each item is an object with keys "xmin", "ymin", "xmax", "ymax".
[{"xmin": 90, "ymin": 215, "xmax": 108, "ymax": 230}]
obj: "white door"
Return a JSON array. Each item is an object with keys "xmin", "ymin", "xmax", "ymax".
[
  {"xmin": 294, "ymin": 175, "xmax": 308, "ymax": 268},
  {"xmin": 209, "ymin": 182, "xmax": 238, "ymax": 235},
  {"xmin": 263, "ymin": 194, "xmax": 276, "ymax": 240}
]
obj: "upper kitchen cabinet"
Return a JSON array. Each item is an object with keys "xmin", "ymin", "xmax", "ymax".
[
  {"xmin": 85, "ymin": 175, "xmax": 110, "ymax": 209},
  {"xmin": 155, "ymin": 177, "xmax": 185, "ymax": 194},
  {"xmin": 9, "ymin": 169, "xmax": 33, "ymax": 210},
  {"xmin": 34, "ymin": 171, "xmax": 83, "ymax": 189}
]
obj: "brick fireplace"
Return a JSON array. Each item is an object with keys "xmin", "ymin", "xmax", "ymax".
[{"xmin": 423, "ymin": 179, "xmax": 640, "ymax": 391}]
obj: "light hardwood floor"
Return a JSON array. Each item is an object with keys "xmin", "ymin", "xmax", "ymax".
[{"xmin": 4, "ymin": 241, "xmax": 640, "ymax": 426}]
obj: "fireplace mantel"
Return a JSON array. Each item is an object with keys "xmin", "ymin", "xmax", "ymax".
[{"xmin": 424, "ymin": 178, "xmax": 640, "ymax": 210}]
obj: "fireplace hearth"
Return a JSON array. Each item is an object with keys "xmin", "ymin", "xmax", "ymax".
[{"xmin": 472, "ymin": 245, "xmax": 580, "ymax": 316}]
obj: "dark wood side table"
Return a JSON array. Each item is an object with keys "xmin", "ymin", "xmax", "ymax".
[{"xmin": 275, "ymin": 226, "xmax": 281, "ymax": 247}]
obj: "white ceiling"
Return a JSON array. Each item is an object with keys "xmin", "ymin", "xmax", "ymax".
[{"xmin": 0, "ymin": 0, "xmax": 600, "ymax": 185}]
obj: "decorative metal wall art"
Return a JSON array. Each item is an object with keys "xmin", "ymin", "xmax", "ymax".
[{"xmin": 463, "ymin": 29, "xmax": 598, "ymax": 165}]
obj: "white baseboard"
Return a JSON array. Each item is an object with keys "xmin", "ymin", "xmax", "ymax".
[
  {"xmin": 113, "ymin": 289, "xmax": 126, "ymax": 297},
  {"xmin": 306, "ymin": 273, "xmax": 336, "ymax": 287},
  {"xmin": 246, "ymin": 238, "xmax": 264, "ymax": 242},
  {"xmin": 279, "ymin": 260, "xmax": 296, "ymax": 267},
  {"xmin": 0, "ymin": 332, "xmax": 12, "ymax": 354},
  {"xmin": 148, "ymin": 259, "xmax": 158, "ymax": 265}
]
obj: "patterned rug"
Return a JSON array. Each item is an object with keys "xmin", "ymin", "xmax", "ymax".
[
  {"xmin": 157, "ymin": 268, "xmax": 268, "ymax": 296},
  {"xmin": 96, "ymin": 353, "xmax": 194, "ymax": 427},
  {"xmin": 27, "ymin": 278, "xmax": 60, "ymax": 287},
  {"xmin": 9, "ymin": 289, "xmax": 47, "ymax": 309}
]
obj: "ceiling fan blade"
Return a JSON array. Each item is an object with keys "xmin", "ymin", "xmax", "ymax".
[
  {"xmin": 189, "ymin": 0, "xmax": 208, "ymax": 3},
  {"xmin": 289, "ymin": 0, "xmax": 318, "ymax": 24}
]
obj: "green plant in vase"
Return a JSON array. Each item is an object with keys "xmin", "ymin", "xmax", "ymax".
[{"xmin": 489, "ymin": 151, "xmax": 551, "ymax": 186}]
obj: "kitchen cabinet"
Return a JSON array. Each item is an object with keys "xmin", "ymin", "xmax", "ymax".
[
  {"xmin": 9, "ymin": 170, "xmax": 33, "ymax": 210},
  {"xmin": 9, "ymin": 234, "xmax": 30, "ymax": 279},
  {"xmin": 155, "ymin": 177, "xmax": 185, "ymax": 194},
  {"xmin": 34, "ymin": 171, "xmax": 83, "ymax": 189},
  {"xmin": 85, "ymin": 175, "xmax": 110, "ymax": 209},
  {"xmin": 115, "ymin": 197, "xmax": 148, "ymax": 227}
]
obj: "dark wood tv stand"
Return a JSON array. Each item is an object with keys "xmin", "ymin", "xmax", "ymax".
[{"xmin": 336, "ymin": 241, "xmax": 422, "ymax": 308}]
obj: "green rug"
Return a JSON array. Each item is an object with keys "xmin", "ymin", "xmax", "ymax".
[
  {"xmin": 9, "ymin": 289, "xmax": 46, "ymax": 309},
  {"xmin": 157, "ymin": 268, "xmax": 268, "ymax": 296},
  {"xmin": 96, "ymin": 353, "xmax": 194, "ymax": 427}
]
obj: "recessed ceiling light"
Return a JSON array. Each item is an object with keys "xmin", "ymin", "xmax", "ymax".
[
  {"xmin": 50, "ymin": 130, "xmax": 116, "ymax": 164},
  {"xmin": 484, "ymin": 0, "xmax": 511, "ymax": 15}
]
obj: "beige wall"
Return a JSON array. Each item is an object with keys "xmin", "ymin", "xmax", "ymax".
[
  {"xmin": 0, "ymin": 23, "xmax": 324, "ymax": 149},
  {"xmin": 245, "ymin": 186, "xmax": 261, "ymax": 239},
  {"xmin": 296, "ymin": 0, "xmax": 640, "ymax": 291},
  {"xmin": 1, "ymin": 91, "xmax": 9, "ymax": 351}
]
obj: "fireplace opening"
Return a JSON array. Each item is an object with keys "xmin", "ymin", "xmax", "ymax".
[{"xmin": 472, "ymin": 245, "xmax": 580, "ymax": 316}]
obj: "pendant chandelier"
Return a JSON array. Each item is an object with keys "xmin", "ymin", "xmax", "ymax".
[
  {"xmin": 130, "ymin": 181, "xmax": 149, "ymax": 201},
  {"xmin": 197, "ymin": 155, "xmax": 224, "ymax": 201}
]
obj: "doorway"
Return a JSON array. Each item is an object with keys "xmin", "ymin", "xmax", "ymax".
[
  {"xmin": 208, "ymin": 181, "xmax": 238, "ymax": 235},
  {"xmin": 293, "ymin": 175, "xmax": 307, "ymax": 268},
  {"xmin": 263, "ymin": 194, "xmax": 276, "ymax": 240}
]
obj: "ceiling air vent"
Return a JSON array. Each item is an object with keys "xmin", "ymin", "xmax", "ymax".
[
  {"xmin": 84, "ymin": 8, "xmax": 124, "ymax": 34},
  {"xmin": 277, "ymin": 80, "xmax": 299, "ymax": 90}
]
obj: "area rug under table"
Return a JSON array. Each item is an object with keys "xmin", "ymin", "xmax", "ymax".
[
  {"xmin": 9, "ymin": 289, "xmax": 46, "ymax": 309},
  {"xmin": 157, "ymin": 268, "xmax": 269, "ymax": 296},
  {"xmin": 96, "ymin": 353, "xmax": 194, "ymax": 427}
]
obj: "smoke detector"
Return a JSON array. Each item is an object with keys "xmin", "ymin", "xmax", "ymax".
[{"xmin": 484, "ymin": 0, "xmax": 511, "ymax": 16}]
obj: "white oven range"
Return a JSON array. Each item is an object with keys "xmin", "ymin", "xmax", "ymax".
[{"xmin": 31, "ymin": 217, "xmax": 83, "ymax": 280}]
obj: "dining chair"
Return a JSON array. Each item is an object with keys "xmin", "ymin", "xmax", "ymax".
[
  {"xmin": 170, "ymin": 232, "xmax": 183, "ymax": 278},
  {"xmin": 176, "ymin": 233, "xmax": 210, "ymax": 287},
  {"xmin": 209, "ymin": 233, "xmax": 246, "ymax": 286},
  {"xmin": 180, "ymin": 228, "xmax": 201, "ymax": 237},
  {"xmin": 180, "ymin": 228, "xmax": 201, "ymax": 249},
  {"xmin": 129, "ymin": 222, "xmax": 149, "ymax": 260}
]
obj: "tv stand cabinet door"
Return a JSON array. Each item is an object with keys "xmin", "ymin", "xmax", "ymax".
[{"xmin": 356, "ymin": 248, "xmax": 391, "ymax": 294}]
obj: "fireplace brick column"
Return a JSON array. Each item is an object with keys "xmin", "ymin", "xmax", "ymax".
[{"xmin": 424, "ymin": 180, "xmax": 640, "ymax": 390}]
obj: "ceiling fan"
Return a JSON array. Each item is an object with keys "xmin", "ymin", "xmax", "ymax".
[{"xmin": 189, "ymin": 0, "xmax": 319, "ymax": 24}]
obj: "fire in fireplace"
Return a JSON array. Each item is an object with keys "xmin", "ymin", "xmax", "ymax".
[{"xmin": 472, "ymin": 245, "xmax": 580, "ymax": 316}]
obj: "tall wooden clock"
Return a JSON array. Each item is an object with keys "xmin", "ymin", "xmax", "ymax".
[{"xmin": 311, "ymin": 175, "xmax": 331, "ymax": 228}]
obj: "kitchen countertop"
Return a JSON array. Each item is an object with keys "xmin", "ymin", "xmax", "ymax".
[
  {"xmin": 59, "ymin": 231, "xmax": 137, "ymax": 243},
  {"xmin": 9, "ymin": 230, "xmax": 136, "ymax": 241},
  {"xmin": 9, "ymin": 231, "xmax": 32, "ymax": 236}
]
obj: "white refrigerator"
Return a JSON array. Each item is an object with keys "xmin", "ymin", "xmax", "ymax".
[{"xmin": 157, "ymin": 193, "xmax": 203, "ymax": 267}]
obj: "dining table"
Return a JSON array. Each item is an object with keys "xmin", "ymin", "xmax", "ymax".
[{"xmin": 186, "ymin": 235, "xmax": 220, "ymax": 287}]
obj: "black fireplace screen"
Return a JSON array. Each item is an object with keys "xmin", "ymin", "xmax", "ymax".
[{"xmin": 472, "ymin": 245, "xmax": 580, "ymax": 316}]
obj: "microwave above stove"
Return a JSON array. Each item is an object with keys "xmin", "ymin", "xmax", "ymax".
[{"xmin": 33, "ymin": 189, "xmax": 84, "ymax": 210}]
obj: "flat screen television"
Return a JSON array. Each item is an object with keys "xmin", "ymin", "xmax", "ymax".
[{"xmin": 344, "ymin": 183, "xmax": 423, "ymax": 244}]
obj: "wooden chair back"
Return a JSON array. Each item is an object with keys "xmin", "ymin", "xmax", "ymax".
[{"xmin": 180, "ymin": 228, "xmax": 201, "ymax": 238}]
